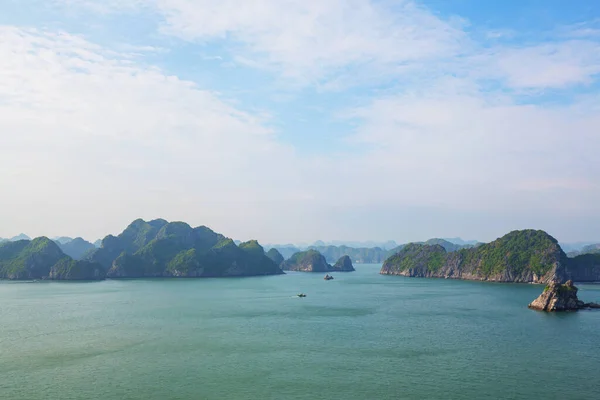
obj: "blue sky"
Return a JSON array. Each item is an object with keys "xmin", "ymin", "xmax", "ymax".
[{"xmin": 1, "ymin": 0, "xmax": 600, "ymax": 244}]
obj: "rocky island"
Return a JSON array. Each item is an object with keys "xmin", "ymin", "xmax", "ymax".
[
  {"xmin": 281, "ymin": 250, "xmax": 355, "ymax": 272},
  {"xmin": 85, "ymin": 219, "xmax": 284, "ymax": 278},
  {"xmin": 281, "ymin": 250, "xmax": 331, "ymax": 272},
  {"xmin": 0, "ymin": 219, "xmax": 283, "ymax": 280},
  {"xmin": 528, "ymin": 280, "xmax": 600, "ymax": 311},
  {"xmin": 381, "ymin": 229, "xmax": 600, "ymax": 284},
  {"xmin": 0, "ymin": 237, "xmax": 105, "ymax": 280}
]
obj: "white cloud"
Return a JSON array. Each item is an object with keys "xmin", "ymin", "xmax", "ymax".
[
  {"xmin": 0, "ymin": 26, "xmax": 311, "ymax": 240},
  {"xmin": 491, "ymin": 41, "xmax": 600, "ymax": 89},
  {"xmin": 52, "ymin": 0, "xmax": 148, "ymax": 13},
  {"xmin": 52, "ymin": 0, "xmax": 469, "ymax": 86},
  {"xmin": 342, "ymin": 79, "xmax": 600, "ymax": 215},
  {"xmin": 50, "ymin": 0, "xmax": 600, "ymax": 91}
]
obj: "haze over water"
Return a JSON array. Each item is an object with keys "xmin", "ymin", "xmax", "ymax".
[{"xmin": 1, "ymin": 264, "xmax": 599, "ymax": 400}]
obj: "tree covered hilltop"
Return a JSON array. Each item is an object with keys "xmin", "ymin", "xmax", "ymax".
[
  {"xmin": 0, "ymin": 237, "xmax": 104, "ymax": 280},
  {"xmin": 381, "ymin": 230, "xmax": 600, "ymax": 283},
  {"xmin": 85, "ymin": 219, "xmax": 283, "ymax": 278},
  {"xmin": 0, "ymin": 219, "xmax": 283, "ymax": 280}
]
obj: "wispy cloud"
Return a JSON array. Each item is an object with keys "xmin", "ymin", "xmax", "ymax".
[
  {"xmin": 53, "ymin": 0, "xmax": 469, "ymax": 87},
  {"xmin": 491, "ymin": 40, "xmax": 600, "ymax": 89},
  {"xmin": 50, "ymin": 0, "xmax": 600, "ymax": 92},
  {"xmin": 201, "ymin": 55, "xmax": 223, "ymax": 61}
]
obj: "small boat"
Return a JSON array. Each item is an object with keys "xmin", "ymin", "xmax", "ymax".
[
  {"xmin": 324, "ymin": 274, "xmax": 334, "ymax": 280},
  {"xmin": 297, "ymin": 293, "xmax": 307, "ymax": 298}
]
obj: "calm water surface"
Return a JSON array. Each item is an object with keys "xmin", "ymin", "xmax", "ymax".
[{"xmin": 1, "ymin": 264, "xmax": 599, "ymax": 399}]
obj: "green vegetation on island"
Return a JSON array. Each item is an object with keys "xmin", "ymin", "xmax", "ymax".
[
  {"xmin": 85, "ymin": 219, "xmax": 283, "ymax": 278},
  {"xmin": 266, "ymin": 248, "xmax": 285, "ymax": 265},
  {"xmin": 281, "ymin": 250, "xmax": 332, "ymax": 272},
  {"xmin": 281, "ymin": 250, "xmax": 355, "ymax": 272},
  {"xmin": 48, "ymin": 258, "xmax": 105, "ymax": 280},
  {"xmin": 0, "ymin": 237, "xmax": 104, "ymax": 280},
  {"xmin": 268, "ymin": 238, "xmax": 475, "ymax": 264},
  {"xmin": 381, "ymin": 230, "xmax": 571, "ymax": 283}
]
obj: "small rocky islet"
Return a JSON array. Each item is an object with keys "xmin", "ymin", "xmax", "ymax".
[{"xmin": 528, "ymin": 280, "xmax": 600, "ymax": 312}]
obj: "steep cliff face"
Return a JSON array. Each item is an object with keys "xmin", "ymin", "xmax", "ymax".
[
  {"xmin": 48, "ymin": 259, "xmax": 106, "ymax": 280},
  {"xmin": 332, "ymin": 255, "xmax": 355, "ymax": 272},
  {"xmin": 87, "ymin": 219, "xmax": 283, "ymax": 278},
  {"xmin": 281, "ymin": 250, "xmax": 331, "ymax": 272},
  {"xmin": 381, "ymin": 230, "xmax": 569, "ymax": 283}
]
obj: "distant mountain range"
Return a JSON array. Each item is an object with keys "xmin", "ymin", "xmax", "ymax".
[
  {"xmin": 0, "ymin": 234, "xmax": 31, "ymax": 243},
  {"xmin": 566, "ymin": 243, "xmax": 600, "ymax": 258},
  {"xmin": 309, "ymin": 240, "xmax": 399, "ymax": 250},
  {"xmin": 265, "ymin": 238, "xmax": 481, "ymax": 264},
  {"xmin": 53, "ymin": 236, "xmax": 74, "ymax": 245},
  {"xmin": 54, "ymin": 237, "xmax": 96, "ymax": 260},
  {"xmin": 441, "ymin": 237, "xmax": 480, "ymax": 246},
  {"xmin": 559, "ymin": 241, "xmax": 600, "ymax": 253}
]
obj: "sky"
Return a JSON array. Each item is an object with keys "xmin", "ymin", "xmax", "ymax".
[{"xmin": 1, "ymin": 0, "xmax": 600, "ymax": 244}]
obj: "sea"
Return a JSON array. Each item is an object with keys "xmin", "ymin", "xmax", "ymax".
[{"xmin": 1, "ymin": 264, "xmax": 599, "ymax": 400}]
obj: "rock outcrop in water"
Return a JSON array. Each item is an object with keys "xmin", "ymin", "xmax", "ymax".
[
  {"xmin": 85, "ymin": 219, "xmax": 283, "ymax": 278},
  {"xmin": 528, "ymin": 280, "xmax": 600, "ymax": 311},
  {"xmin": 380, "ymin": 230, "xmax": 588, "ymax": 284},
  {"xmin": 331, "ymin": 255, "xmax": 355, "ymax": 272}
]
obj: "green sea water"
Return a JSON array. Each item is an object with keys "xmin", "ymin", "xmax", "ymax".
[{"xmin": 1, "ymin": 264, "xmax": 599, "ymax": 400}]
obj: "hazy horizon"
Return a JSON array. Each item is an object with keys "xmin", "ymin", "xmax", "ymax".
[
  {"xmin": 1, "ymin": 217, "xmax": 599, "ymax": 249},
  {"xmin": 2, "ymin": 1, "xmax": 599, "ymax": 244}
]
